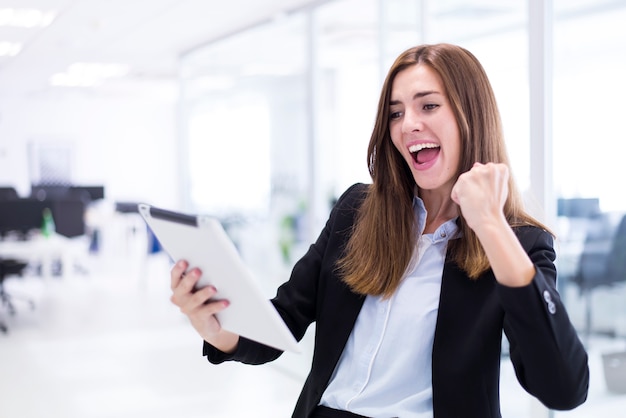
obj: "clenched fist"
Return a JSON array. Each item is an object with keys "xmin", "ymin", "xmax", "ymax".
[{"xmin": 450, "ymin": 162, "xmax": 509, "ymax": 233}]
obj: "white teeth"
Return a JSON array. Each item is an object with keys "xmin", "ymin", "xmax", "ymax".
[{"xmin": 409, "ymin": 143, "xmax": 439, "ymax": 153}]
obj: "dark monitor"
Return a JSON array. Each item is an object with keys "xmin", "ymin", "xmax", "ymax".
[
  {"xmin": 69, "ymin": 186, "xmax": 105, "ymax": 201},
  {"xmin": 30, "ymin": 184, "xmax": 70, "ymax": 201},
  {"xmin": 0, "ymin": 199, "xmax": 47, "ymax": 238},
  {"xmin": 51, "ymin": 198, "xmax": 86, "ymax": 238},
  {"xmin": 0, "ymin": 198, "xmax": 86, "ymax": 239},
  {"xmin": 0, "ymin": 187, "xmax": 19, "ymax": 200}
]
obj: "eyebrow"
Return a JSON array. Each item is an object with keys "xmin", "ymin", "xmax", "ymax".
[{"xmin": 389, "ymin": 90, "xmax": 440, "ymax": 106}]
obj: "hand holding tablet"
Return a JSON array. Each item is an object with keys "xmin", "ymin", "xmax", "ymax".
[{"xmin": 138, "ymin": 204, "xmax": 300, "ymax": 353}]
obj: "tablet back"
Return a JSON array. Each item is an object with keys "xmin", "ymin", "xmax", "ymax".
[{"xmin": 138, "ymin": 204, "xmax": 300, "ymax": 353}]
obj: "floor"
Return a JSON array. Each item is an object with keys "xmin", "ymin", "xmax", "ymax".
[{"xmin": 1, "ymin": 248, "xmax": 625, "ymax": 418}]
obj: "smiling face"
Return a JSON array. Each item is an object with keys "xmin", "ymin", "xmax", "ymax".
[{"xmin": 389, "ymin": 63, "xmax": 461, "ymax": 199}]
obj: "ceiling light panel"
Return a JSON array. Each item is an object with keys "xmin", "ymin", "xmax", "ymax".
[
  {"xmin": 50, "ymin": 62, "xmax": 130, "ymax": 87},
  {"xmin": 0, "ymin": 40, "xmax": 21, "ymax": 56},
  {"xmin": 0, "ymin": 8, "xmax": 56, "ymax": 28}
]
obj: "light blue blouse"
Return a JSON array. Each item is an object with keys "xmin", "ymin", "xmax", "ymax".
[{"xmin": 319, "ymin": 197, "xmax": 459, "ymax": 418}]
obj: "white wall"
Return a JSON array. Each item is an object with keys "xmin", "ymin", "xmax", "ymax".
[{"xmin": 0, "ymin": 89, "xmax": 180, "ymax": 209}]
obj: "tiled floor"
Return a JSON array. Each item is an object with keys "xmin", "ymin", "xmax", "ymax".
[{"xmin": 0, "ymin": 250, "xmax": 624, "ymax": 418}]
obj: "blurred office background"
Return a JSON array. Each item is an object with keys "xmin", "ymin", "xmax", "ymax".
[{"xmin": 0, "ymin": 0, "xmax": 625, "ymax": 417}]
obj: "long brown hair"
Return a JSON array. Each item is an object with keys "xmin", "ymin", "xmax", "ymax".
[{"xmin": 337, "ymin": 43, "xmax": 549, "ymax": 298}]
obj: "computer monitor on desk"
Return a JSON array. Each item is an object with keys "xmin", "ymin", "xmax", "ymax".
[
  {"xmin": 30, "ymin": 185, "xmax": 70, "ymax": 201},
  {"xmin": 69, "ymin": 186, "xmax": 104, "ymax": 201},
  {"xmin": 0, "ymin": 187, "xmax": 19, "ymax": 200},
  {"xmin": 0, "ymin": 198, "xmax": 86, "ymax": 239},
  {"xmin": 30, "ymin": 184, "xmax": 105, "ymax": 203},
  {"xmin": 0, "ymin": 199, "xmax": 47, "ymax": 239},
  {"xmin": 51, "ymin": 199, "xmax": 86, "ymax": 238}
]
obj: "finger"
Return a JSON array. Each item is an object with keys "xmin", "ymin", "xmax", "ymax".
[
  {"xmin": 498, "ymin": 163, "xmax": 509, "ymax": 180},
  {"xmin": 450, "ymin": 183, "xmax": 460, "ymax": 205},
  {"xmin": 202, "ymin": 297, "xmax": 231, "ymax": 315},
  {"xmin": 170, "ymin": 260, "xmax": 188, "ymax": 289},
  {"xmin": 176, "ymin": 287, "xmax": 213, "ymax": 315},
  {"xmin": 170, "ymin": 280, "xmax": 213, "ymax": 310},
  {"xmin": 178, "ymin": 267, "xmax": 203, "ymax": 293},
  {"xmin": 180, "ymin": 288, "xmax": 229, "ymax": 317},
  {"xmin": 190, "ymin": 284, "xmax": 219, "ymax": 307}
]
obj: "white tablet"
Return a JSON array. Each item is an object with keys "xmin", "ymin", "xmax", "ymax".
[{"xmin": 138, "ymin": 203, "xmax": 300, "ymax": 353}]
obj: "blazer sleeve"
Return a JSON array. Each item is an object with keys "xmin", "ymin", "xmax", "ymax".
[
  {"xmin": 499, "ymin": 226, "xmax": 589, "ymax": 410},
  {"xmin": 203, "ymin": 183, "xmax": 366, "ymax": 366}
]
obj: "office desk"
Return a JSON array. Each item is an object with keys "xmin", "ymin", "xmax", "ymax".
[{"xmin": 0, "ymin": 234, "xmax": 87, "ymax": 279}]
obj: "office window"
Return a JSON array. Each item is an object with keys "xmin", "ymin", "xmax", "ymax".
[
  {"xmin": 553, "ymin": 1, "xmax": 626, "ymax": 211},
  {"xmin": 553, "ymin": 1, "xmax": 626, "ymax": 414},
  {"xmin": 312, "ymin": 0, "xmax": 380, "ymax": 218},
  {"xmin": 424, "ymin": 0, "xmax": 531, "ymax": 195},
  {"xmin": 187, "ymin": 95, "xmax": 270, "ymax": 215},
  {"xmin": 180, "ymin": 17, "xmax": 308, "ymax": 219},
  {"xmin": 179, "ymin": 11, "xmax": 310, "ymax": 286}
]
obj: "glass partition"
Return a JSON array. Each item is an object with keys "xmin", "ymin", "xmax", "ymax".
[
  {"xmin": 313, "ymin": 0, "xmax": 380, "ymax": 221},
  {"xmin": 179, "ymin": 14, "xmax": 309, "ymax": 287},
  {"xmin": 552, "ymin": 1, "xmax": 626, "ymax": 414}
]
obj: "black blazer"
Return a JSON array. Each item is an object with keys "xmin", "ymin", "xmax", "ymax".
[{"xmin": 204, "ymin": 183, "xmax": 589, "ymax": 418}]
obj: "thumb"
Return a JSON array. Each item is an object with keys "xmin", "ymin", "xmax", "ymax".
[{"xmin": 450, "ymin": 184, "xmax": 460, "ymax": 205}]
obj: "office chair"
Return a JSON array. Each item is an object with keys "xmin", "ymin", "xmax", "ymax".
[
  {"xmin": 571, "ymin": 212, "xmax": 626, "ymax": 342},
  {"xmin": 0, "ymin": 258, "xmax": 33, "ymax": 333}
]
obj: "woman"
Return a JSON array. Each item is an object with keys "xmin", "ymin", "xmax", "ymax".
[{"xmin": 170, "ymin": 43, "xmax": 589, "ymax": 418}]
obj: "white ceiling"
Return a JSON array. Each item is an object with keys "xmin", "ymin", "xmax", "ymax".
[
  {"xmin": 1, "ymin": 0, "xmax": 619, "ymax": 100},
  {"xmin": 0, "ymin": 0, "xmax": 323, "ymax": 98}
]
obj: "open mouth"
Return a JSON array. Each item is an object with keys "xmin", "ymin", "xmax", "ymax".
[{"xmin": 409, "ymin": 143, "xmax": 440, "ymax": 164}]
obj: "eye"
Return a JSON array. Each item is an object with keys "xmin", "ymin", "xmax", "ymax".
[
  {"xmin": 389, "ymin": 110, "xmax": 403, "ymax": 120},
  {"xmin": 423, "ymin": 103, "xmax": 439, "ymax": 111}
]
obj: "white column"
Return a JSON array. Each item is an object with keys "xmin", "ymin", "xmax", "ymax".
[
  {"xmin": 528, "ymin": 0, "xmax": 555, "ymax": 415},
  {"xmin": 305, "ymin": 10, "xmax": 320, "ymax": 243},
  {"xmin": 529, "ymin": 0, "xmax": 556, "ymax": 230}
]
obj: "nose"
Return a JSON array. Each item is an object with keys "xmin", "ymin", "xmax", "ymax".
[{"xmin": 402, "ymin": 108, "xmax": 422, "ymax": 133}]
